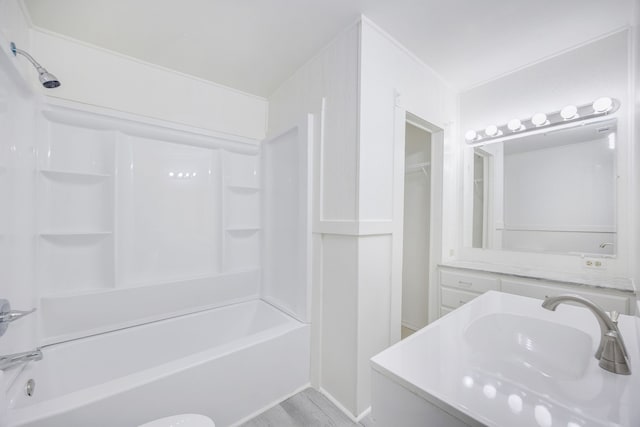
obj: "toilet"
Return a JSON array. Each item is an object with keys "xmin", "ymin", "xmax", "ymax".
[{"xmin": 138, "ymin": 414, "xmax": 215, "ymax": 427}]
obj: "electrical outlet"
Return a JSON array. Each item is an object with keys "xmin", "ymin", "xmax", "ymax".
[{"xmin": 583, "ymin": 257, "xmax": 606, "ymax": 269}]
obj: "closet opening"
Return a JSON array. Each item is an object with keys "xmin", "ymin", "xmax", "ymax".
[{"xmin": 400, "ymin": 120, "xmax": 432, "ymax": 339}]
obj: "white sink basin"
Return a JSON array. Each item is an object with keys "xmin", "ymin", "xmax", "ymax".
[
  {"xmin": 371, "ymin": 291, "xmax": 640, "ymax": 427},
  {"xmin": 464, "ymin": 313, "xmax": 592, "ymax": 380}
]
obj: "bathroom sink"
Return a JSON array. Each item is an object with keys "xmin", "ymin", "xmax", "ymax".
[
  {"xmin": 371, "ymin": 291, "xmax": 640, "ymax": 427},
  {"xmin": 464, "ymin": 313, "xmax": 592, "ymax": 380}
]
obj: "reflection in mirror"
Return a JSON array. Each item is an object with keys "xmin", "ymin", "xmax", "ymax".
[{"xmin": 471, "ymin": 119, "xmax": 616, "ymax": 256}]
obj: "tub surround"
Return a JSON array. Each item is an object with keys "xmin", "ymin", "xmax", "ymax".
[{"xmin": 371, "ymin": 291, "xmax": 640, "ymax": 426}]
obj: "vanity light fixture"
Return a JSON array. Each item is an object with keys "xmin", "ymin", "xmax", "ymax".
[
  {"xmin": 560, "ymin": 105, "xmax": 578, "ymax": 120},
  {"xmin": 484, "ymin": 125, "xmax": 500, "ymax": 137},
  {"xmin": 593, "ymin": 97, "xmax": 613, "ymax": 113},
  {"xmin": 465, "ymin": 97, "xmax": 620, "ymax": 146},
  {"xmin": 507, "ymin": 118, "xmax": 524, "ymax": 132},
  {"xmin": 465, "ymin": 129, "xmax": 478, "ymax": 142},
  {"xmin": 531, "ymin": 113, "xmax": 548, "ymax": 127}
]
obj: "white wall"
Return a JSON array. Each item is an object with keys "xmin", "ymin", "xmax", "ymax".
[
  {"xmin": 28, "ymin": 29, "xmax": 267, "ymax": 140},
  {"xmin": 459, "ymin": 31, "xmax": 633, "ymax": 278},
  {"xmin": 268, "ymin": 16, "xmax": 457, "ymax": 416},
  {"xmin": 633, "ymin": 0, "xmax": 640, "ymax": 294},
  {"xmin": 0, "ymin": 0, "xmax": 31, "ymax": 82},
  {"xmin": 356, "ymin": 18, "xmax": 456, "ymax": 415},
  {"xmin": 268, "ymin": 21, "xmax": 361, "ymax": 411}
]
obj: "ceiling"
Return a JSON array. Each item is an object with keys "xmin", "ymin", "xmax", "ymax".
[{"xmin": 22, "ymin": 0, "xmax": 635, "ymax": 97}]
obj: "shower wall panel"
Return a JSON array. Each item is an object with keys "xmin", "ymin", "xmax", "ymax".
[
  {"xmin": 36, "ymin": 101, "xmax": 262, "ymax": 344},
  {"xmin": 117, "ymin": 135, "xmax": 221, "ymax": 286}
]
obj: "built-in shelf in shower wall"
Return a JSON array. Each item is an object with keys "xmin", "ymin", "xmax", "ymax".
[
  {"xmin": 35, "ymin": 102, "xmax": 264, "ymax": 342},
  {"xmin": 36, "ymin": 116, "xmax": 116, "ymax": 295},
  {"xmin": 221, "ymin": 151, "xmax": 261, "ymax": 273}
]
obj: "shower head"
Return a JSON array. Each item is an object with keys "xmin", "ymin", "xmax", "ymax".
[{"xmin": 10, "ymin": 42, "xmax": 60, "ymax": 89}]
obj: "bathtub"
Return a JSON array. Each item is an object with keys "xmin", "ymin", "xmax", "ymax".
[{"xmin": 5, "ymin": 300, "xmax": 310, "ymax": 427}]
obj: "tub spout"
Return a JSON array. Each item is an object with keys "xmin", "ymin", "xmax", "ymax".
[{"xmin": 0, "ymin": 348, "xmax": 42, "ymax": 371}]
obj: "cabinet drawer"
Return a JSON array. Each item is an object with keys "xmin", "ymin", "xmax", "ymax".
[
  {"xmin": 440, "ymin": 270, "xmax": 499, "ymax": 293},
  {"xmin": 441, "ymin": 287, "xmax": 480, "ymax": 309},
  {"xmin": 501, "ymin": 279, "xmax": 630, "ymax": 314}
]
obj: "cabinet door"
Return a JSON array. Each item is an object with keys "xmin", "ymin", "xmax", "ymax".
[{"xmin": 501, "ymin": 279, "xmax": 630, "ymax": 314}]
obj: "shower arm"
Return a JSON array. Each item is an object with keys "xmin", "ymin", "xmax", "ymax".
[{"xmin": 11, "ymin": 43, "xmax": 46, "ymax": 73}]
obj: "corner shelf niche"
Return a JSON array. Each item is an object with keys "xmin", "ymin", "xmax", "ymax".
[{"xmin": 37, "ymin": 119, "xmax": 116, "ymax": 296}]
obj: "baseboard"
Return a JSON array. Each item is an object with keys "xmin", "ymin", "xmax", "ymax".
[
  {"xmin": 318, "ymin": 387, "xmax": 371, "ymax": 423},
  {"xmin": 230, "ymin": 383, "xmax": 311, "ymax": 427},
  {"xmin": 356, "ymin": 406, "xmax": 372, "ymax": 422},
  {"xmin": 401, "ymin": 320, "xmax": 420, "ymax": 332}
]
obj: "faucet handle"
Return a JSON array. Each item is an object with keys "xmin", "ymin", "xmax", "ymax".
[{"xmin": 599, "ymin": 331, "xmax": 631, "ymax": 375}]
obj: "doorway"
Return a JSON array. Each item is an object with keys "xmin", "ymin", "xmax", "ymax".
[{"xmin": 400, "ymin": 122, "xmax": 431, "ymax": 339}]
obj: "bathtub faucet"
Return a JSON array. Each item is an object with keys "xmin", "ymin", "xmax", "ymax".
[{"xmin": 0, "ymin": 348, "xmax": 43, "ymax": 371}]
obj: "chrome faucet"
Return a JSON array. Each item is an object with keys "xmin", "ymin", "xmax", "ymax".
[
  {"xmin": 0, "ymin": 348, "xmax": 43, "ymax": 371},
  {"xmin": 599, "ymin": 242, "xmax": 614, "ymax": 249},
  {"xmin": 542, "ymin": 295, "xmax": 630, "ymax": 375}
]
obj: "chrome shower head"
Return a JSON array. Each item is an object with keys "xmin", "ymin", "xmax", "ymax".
[{"xmin": 10, "ymin": 42, "xmax": 61, "ymax": 89}]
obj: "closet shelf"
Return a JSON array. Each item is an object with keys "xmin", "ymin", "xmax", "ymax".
[
  {"xmin": 40, "ymin": 169, "xmax": 111, "ymax": 180},
  {"xmin": 405, "ymin": 162, "xmax": 431, "ymax": 173},
  {"xmin": 226, "ymin": 184, "xmax": 261, "ymax": 191},
  {"xmin": 225, "ymin": 227, "xmax": 260, "ymax": 233},
  {"xmin": 40, "ymin": 231, "xmax": 113, "ymax": 237}
]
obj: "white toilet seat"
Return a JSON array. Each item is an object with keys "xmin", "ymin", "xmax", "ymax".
[{"xmin": 138, "ymin": 413, "xmax": 215, "ymax": 427}]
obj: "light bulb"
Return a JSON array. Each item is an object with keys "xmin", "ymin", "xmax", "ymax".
[
  {"xmin": 531, "ymin": 113, "xmax": 548, "ymax": 127},
  {"xmin": 465, "ymin": 130, "xmax": 477, "ymax": 141},
  {"xmin": 507, "ymin": 118, "xmax": 523, "ymax": 132},
  {"xmin": 593, "ymin": 97, "xmax": 613, "ymax": 113},
  {"xmin": 560, "ymin": 105, "xmax": 578, "ymax": 120},
  {"xmin": 485, "ymin": 125, "xmax": 499, "ymax": 137}
]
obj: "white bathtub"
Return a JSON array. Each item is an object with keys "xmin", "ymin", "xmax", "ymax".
[{"xmin": 5, "ymin": 300, "xmax": 310, "ymax": 427}]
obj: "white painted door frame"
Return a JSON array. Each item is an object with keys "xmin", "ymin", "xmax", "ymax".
[{"xmin": 390, "ymin": 105, "xmax": 444, "ymax": 344}]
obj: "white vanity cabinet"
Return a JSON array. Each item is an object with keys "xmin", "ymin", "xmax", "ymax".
[
  {"xmin": 439, "ymin": 270, "xmax": 499, "ymax": 314},
  {"xmin": 438, "ymin": 266, "xmax": 634, "ymax": 317}
]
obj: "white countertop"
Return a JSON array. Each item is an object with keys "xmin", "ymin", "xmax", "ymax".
[
  {"xmin": 440, "ymin": 260, "xmax": 635, "ymax": 293},
  {"xmin": 371, "ymin": 291, "xmax": 640, "ymax": 427}
]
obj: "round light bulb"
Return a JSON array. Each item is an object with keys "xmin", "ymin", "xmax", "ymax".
[
  {"xmin": 593, "ymin": 97, "xmax": 613, "ymax": 113},
  {"xmin": 531, "ymin": 113, "xmax": 547, "ymax": 127},
  {"xmin": 507, "ymin": 118, "xmax": 522, "ymax": 131},
  {"xmin": 560, "ymin": 105, "xmax": 578, "ymax": 120},
  {"xmin": 465, "ymin": 130, "xmax": 477, "ymax": 141},
  {"xmin": 485, "ymin": 125, "xmax": 498, "ymax": 137}
]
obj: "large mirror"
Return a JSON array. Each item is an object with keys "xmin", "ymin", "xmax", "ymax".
[{"xmin": 470, "ymin": 118, "xmax": 617, "ymax": 256}]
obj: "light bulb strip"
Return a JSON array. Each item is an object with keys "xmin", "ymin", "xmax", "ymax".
[{"xmin": 465, "ymin": 98, "xmax": 620, "ymax": 146}]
